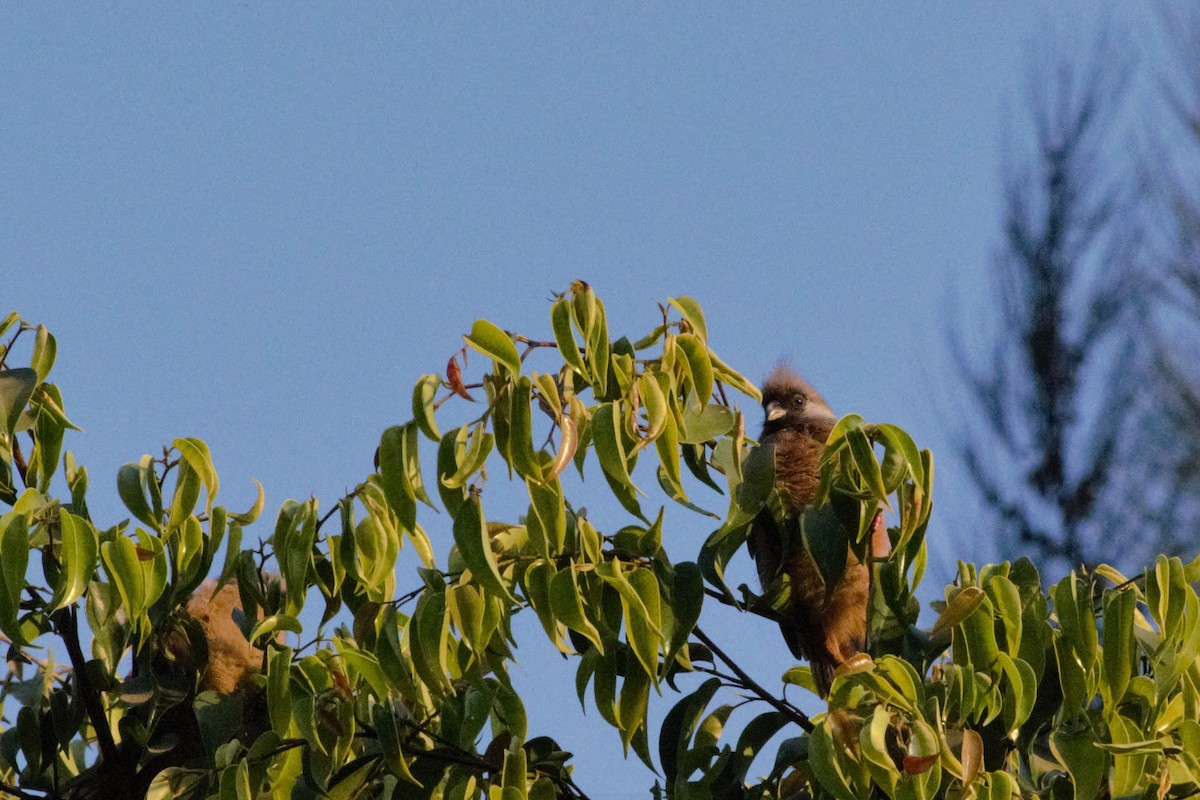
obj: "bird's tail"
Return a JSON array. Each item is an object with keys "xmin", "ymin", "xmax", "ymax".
[{"xmin": 779, "ymin": 620, "xmax": 839, "ymax": 699}]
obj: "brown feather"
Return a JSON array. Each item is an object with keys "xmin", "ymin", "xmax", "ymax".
[{"xmin": 749, "ymin": 369, "xmax": 868, "ymax": 697}]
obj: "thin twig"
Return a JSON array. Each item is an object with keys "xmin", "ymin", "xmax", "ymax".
[
  {"xmin": 0, "ymin": 780, "xmax": 45, "ymax": 800},
  {"xmin": 692, "ymin": 625, "xmax": 813, "ymax": 732}
]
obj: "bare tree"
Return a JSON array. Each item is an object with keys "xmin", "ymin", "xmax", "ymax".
[{"xmin": 951, "ymin": 51, "xmax": 1152, "ymax": 576}]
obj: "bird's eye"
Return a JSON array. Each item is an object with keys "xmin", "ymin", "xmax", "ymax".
[{"xmin": 793, "ymin": 395, "xmax": 806, "ymax": 407}]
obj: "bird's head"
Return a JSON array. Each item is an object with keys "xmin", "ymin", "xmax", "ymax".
[{"xmin": 760, "ymin": 367, "xmax": 836, "ymax": 437}]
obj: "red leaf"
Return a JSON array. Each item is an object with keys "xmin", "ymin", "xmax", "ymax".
[
  {"xmin": 903, "ymin": 754, "xmax": 938, "ymax": 774},
  {"xmin": 447, "ymin": 355, "xmax": 475, "ymax": 401}
]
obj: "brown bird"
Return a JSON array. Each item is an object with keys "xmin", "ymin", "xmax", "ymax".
[{"xmin": 747, "ymin": 367, "xmax": 872, "ymax": 697}]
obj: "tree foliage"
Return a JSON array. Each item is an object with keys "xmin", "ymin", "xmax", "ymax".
[{"xmin": 1, "ymin": 290, "xmax": 1199, "ymax": 800}]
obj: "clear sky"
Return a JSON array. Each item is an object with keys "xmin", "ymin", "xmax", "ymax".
[{"xmin": 3, "ymin": 4, "xmax": 1147, "ymax": 795}]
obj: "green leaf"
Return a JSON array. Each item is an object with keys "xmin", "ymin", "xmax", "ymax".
[
  {"xmin": 844, "ymin": 428, "xmax": 888, "ymax": 503},
  {"xmin": 549, "ymin": 566, "xmax": 605, "ymax": 654},
  {"xmin": 872, "ymin": 424, "xmax": 925, "ymax": 490},
  {"xmin": 508, "ymin": 377, "xmax": 544, "ymax": 481},
  {"xmin": 49, "ymin": 509, "xmax": 97, "ymax": 612},
  {"xmin": 668, "ymin": 296, "xmax": 708, "ymax": 343},
  {"xmin": 735, "ymin": 443, "xmax": 774, "ymax": 515},
  {"xmin": 374, "ymin": 701, "xmax": 422, "ymax": 786},
  {"xmin": 167, "ymin": 456, "xmax": 202, "ymax": 532},
  {"xmin": 502, "ymin": 741, "xmax": 528, "ymax": 799},
  {"xmin": 800, "ymin": 505, "xmax": 849, "ymax": 597},
  {"xmin": 378, "ymin": 426, "xmax": 418, "ymax": 531},
  {"xmin": 32, "ymin": 387, "xmax": 66, "ymax": 491},
  {"xmin": 409, "ymin": 590, "xmax": 452, "ymax": 696},
  {"xmin": 629, "ymin": 567, "xmax": 663, "ymax": 683},
  {"xmin": 452, "ymin": 495, "xmax": 515, "ymax": 602},
  {"xmin": 465, "ymin": 319, "xmax": 522, "ymax": 376},
  {"xmin": 102, "ymin": 536, "xmax": 146, "ymax": 621},
  {"xmin": 527, "ymin": 477, "xmax": 566, "ymax": 558},
  {"xmin": 808, "ymin": 721, "xmax": 859, "ymax": 800},
  {"xmin": 597, "ymin": 560, "xmax": 660, "ymax": 679},
  {"xmin": 675, "ymin": 334, "xmax": 713, "ymax": 409},
  {"xmin": 592, "ymin": 402, "xmax": 638, "ymax": 494},
  {"xmin": 551, "ymin": 299, "xmax": 588, "ymax": 378},
  {"xmin": 412, "ymin": 373, "xmax": 442, "ymax": 442},
  {"xmin": 617, "ymin": 667, "xmax": 651, "ymax": 755},
  {"xmin": 1050, "ymin": 726, "xmax": 1107, "ymax": 800},
  {"xmin": 930, "ymin": 586, "xmax": 985, "ymax": 637},
  {"xmin": 678, "ymin": 403, "xmax": 735, "ymax": 444},
  {"xmin": 174, "ymin": 437, "xmax": 219, "ymax": 510},
  {"xmin": 522, "ymin": 561, "xmax": 567, "ymax": 653},
  {"xmin": 0, "ymin": 512, "xmax": 30, "ymax": 642},
  {"xmin": 230, "ymin": 478, "xmax": 265, "ymax": 525},
  {"xmin": 0, "ymin": 368, "xmax": 38, "ymax": 440},
  {"xmin": 1053, "ymin": 573, "xmax": 1097, "ymax": 677},
  {"xmin": 986, "ymin": 575, "xmax": 1022, "ymax": 660},
  {"xmin": 659, "ymin": 677, "xmax": 722, "ymax": 784},
  {"xmin": 267, "ymin": 645, "xmax": 293, "ymax": 735},
  {"xmin": 1101, "ymin": 587, "xmax": 1136, "ymax": 709},
  {"xmin": 494, "ymin": 680, "xmax": 528, "ymax": 743},
  {"xmin": 250, "ymin": 614, "xmax": 303, "ymax": 645},
  {"xmin": 665, "ymin": 562, "xmax": 702, "ymax": 665},
  {"xmin": 585, "ymin": 296, "xmax": 610, "ymax": 397},
  {"xmin": 440, "ymin": 423, "xmax": 494, "ymax": 491}
]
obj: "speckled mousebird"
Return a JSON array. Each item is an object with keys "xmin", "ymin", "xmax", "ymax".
[{"xmin": 747, "ymin": 367, "xmax": 875, "ymax": 697}]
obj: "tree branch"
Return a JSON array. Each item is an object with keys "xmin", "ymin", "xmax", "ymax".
[{"xmin": 692, "ymin": 626, "xmax": 813, "ymax": 733}]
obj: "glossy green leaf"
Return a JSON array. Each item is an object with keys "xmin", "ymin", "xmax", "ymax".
[
  {"xmin": 464, "ymin": 318, "xmax": 521, "ymax": 376},
  {"xmin": 0, "ymin": 367, "xmax": 37, "ymax": 440},
  {"xmin": 452, "ymin": 495, "xmax": 514, "ymax": 602},
  {"xmin": 592, "ymin": 402, "xmax": 638, "ymax": 493},
  {"xmin": 585, "ymin": 296, "xmax": 610, "ymax": 397},
  {"xmin": 549, "ymin": 566, "xmax": 604, "ymax": 653},
  {"xmin": 659, "ymin": 677, "xmax": 722, "ymax": 784},
  {"xmin": 668, "ymin": 296, "xmax": 708, "ymax": 343},
  {"xmin": 250, "ymin": 614, "xmax": 303, "ymax": 645},
  {"xmin": 508, "ymin": 376, "xmax": 544, "ymax": 481},
  {"xmin": 102, "ymin": 536, "xmax": 146, "ymax": 621},
  {"xmin": 412, "ymin": 373, "xmax": 442, "ymax": 442},
  {"xmin": 373, "ymin": 701, "xmax": 422, "ymax": 786},
  {"xmin": 872, "ymin": 423, "xmax": 925, "ymax": 489},
  {"xmin": 675, "ymin": 334, "xmax": 712, "ymax": 409},
  {"xmin": 597, "ymin": 561, "xmax": 660, "ymax": 679},
  {"xmin": 167, "ymin": 456, "xmax": 201, "ymax": 532},
  {"xmin": 527, "ymin": 478, "xmax": 566, "ymax": 559},
  {"xmin": 678, "ymin": 403, "xmax": 735, "ymax": 444},
  {"xmin": 1050, "ymin": 726, "xmax": 1107, "ymax": 800},
  {"xmin": 931, "ymin": 586, "xmax": 985, "ymax": 637},
  {"xmin": 551, "ymin": 299, "xmax": 588, "ymax": 378},
  {"xmin": 617, "ymin": 667, "xmax": 651, "ymax": 755},
  {"xmin": 409, "ymin": 590, "xmax": 452, "ymax": 696},
  {"xmin": 267, "ymin": 645, "xmax": 293, "ymax": 735},
  {"xmin": 0, "ymin": 512, "xmax": 29, "ymax": 641},
  {"xmin": 174, "ymin": 437, "xmax": 219, "ymax": 509},
  {"xmin": 801, "ymin": 504, "xmax": 849, "ymax": 598},
  {"xmin": 378, "ymin": 425, "xmax": 418, "ymax": 531},
  {"xmin": 808, "ymin": 721, "xmax": 859, "ymax": 800},
  {"xmin": 50, "ymin": 509, "xmax": 97, "ymax": 612},
  {"xmin": 986, "ymin": 574, "xmax": 1022, "ymax": 660},
  {"xmin": 844, "ymin": 428, "xmax": 888, "ymax": 503},
  {"xmin": 664, "ymin": 562, "xmax": 702, "ymax": 665},
  {"xmin": 440, "ymin": 423, "xmax": 494, "ymax": 491},
  {"xmin": 1101, "ymin": 587, "xmax": 1136, "ymax": 709}
]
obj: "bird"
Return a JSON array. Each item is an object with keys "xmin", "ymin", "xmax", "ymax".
[{"xmin": 747, "ymin": 366, "xmax": 873, "ymax": 697}]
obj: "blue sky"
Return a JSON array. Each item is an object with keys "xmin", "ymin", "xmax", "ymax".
[{"xmin": 3, "ymin": 4, "xmax": 1144, "ymax": 794}]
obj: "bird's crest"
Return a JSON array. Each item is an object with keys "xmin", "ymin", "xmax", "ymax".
[{"xmin": 761, "ymin": 366, "xmax": 828, "ymax": 407}]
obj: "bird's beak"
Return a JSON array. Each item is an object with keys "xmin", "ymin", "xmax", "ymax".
[{"xmin": 765, "ymin": 401, "xmax": 785, "ymax": 422}]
